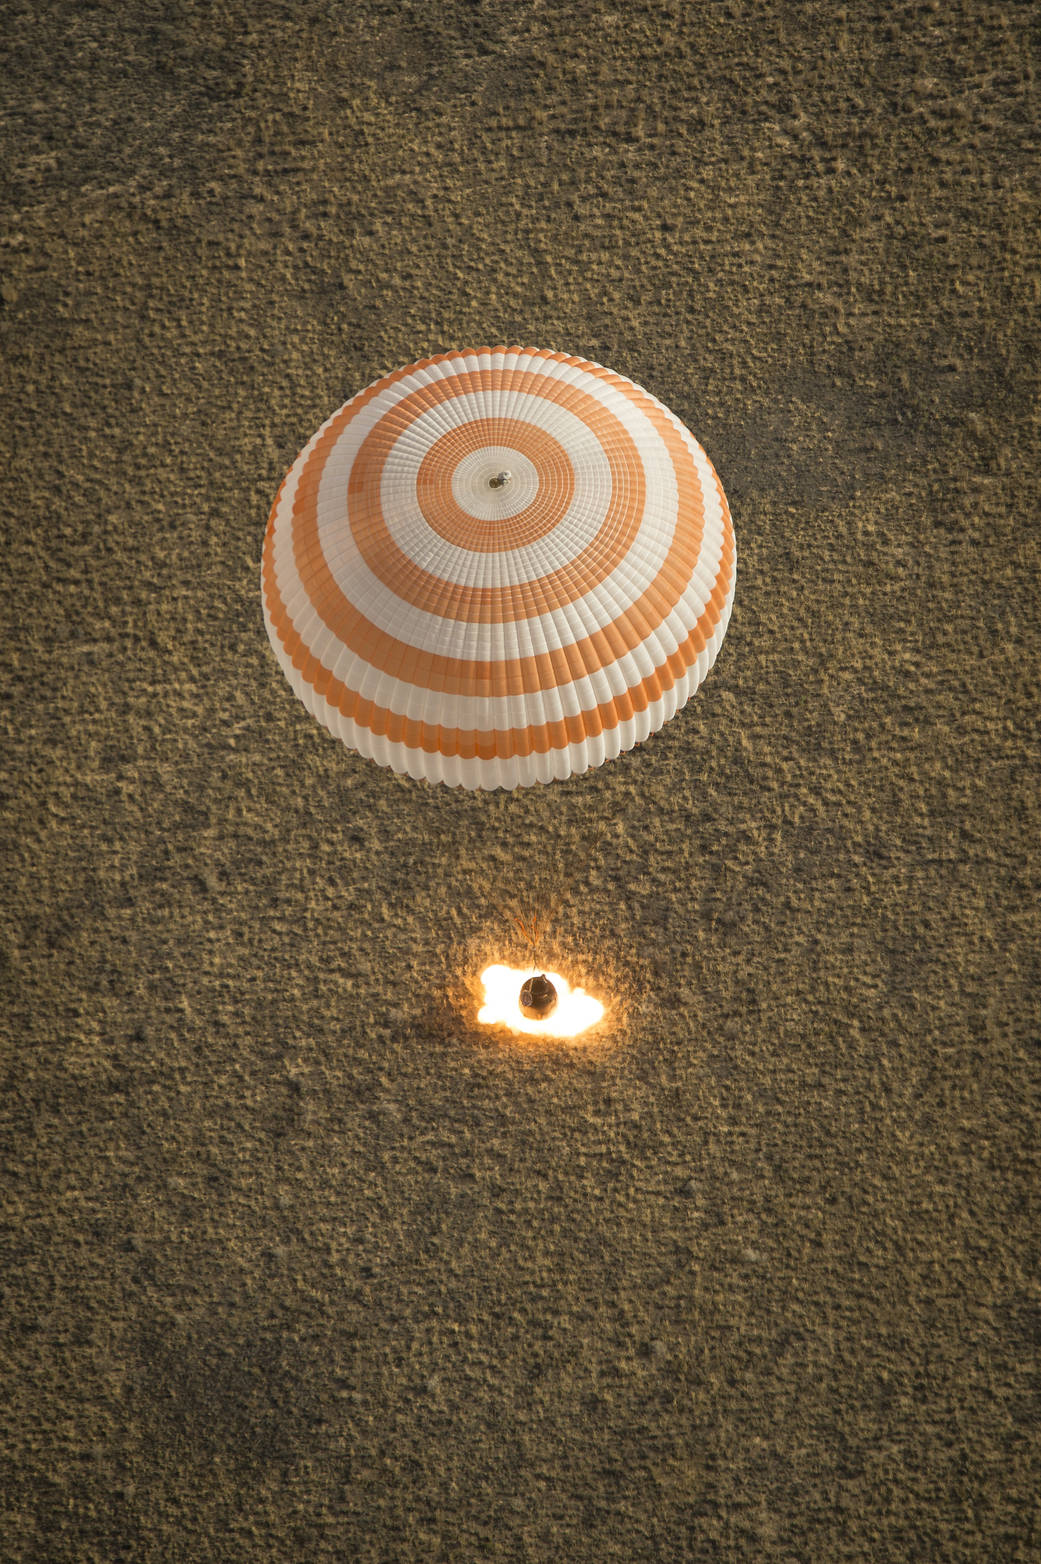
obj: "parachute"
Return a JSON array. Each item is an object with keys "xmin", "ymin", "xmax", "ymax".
[{"xmin": 262, "ymin": 347, "xmax": 735, "ymax": 788}]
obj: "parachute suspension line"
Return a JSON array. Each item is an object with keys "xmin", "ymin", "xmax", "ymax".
[{"xmin": 511, "ymin": 908, "xmax": 543, "ymax": 974}]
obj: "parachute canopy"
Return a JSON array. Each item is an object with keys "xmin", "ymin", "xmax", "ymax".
[{"xmin": 262, "ymin": 347, "xmax": 735, "ymax": 789}]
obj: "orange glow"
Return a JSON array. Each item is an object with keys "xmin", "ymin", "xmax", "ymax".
[{"xmin": 478, "ymin": 964, "xmax": 606, "ymax": 1040}]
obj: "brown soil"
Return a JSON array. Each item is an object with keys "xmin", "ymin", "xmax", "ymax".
[{"xmin": 2, "ymin": 2, "xmax": 1039, "ymax": 1560}]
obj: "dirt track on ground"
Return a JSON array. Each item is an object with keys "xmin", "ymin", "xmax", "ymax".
[{"xmin": 2, "ymin": 2, "xmax": 1039, "ymax": 1559}]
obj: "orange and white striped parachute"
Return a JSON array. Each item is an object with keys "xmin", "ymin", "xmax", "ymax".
[{"xmin": 262, "ymin": 347, "xmax": 735, "ymax": 789}]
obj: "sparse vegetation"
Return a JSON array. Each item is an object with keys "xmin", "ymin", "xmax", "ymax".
[{"xmin": 1, "ymin": 1, "xmax": 1039, "ymax": 1560}]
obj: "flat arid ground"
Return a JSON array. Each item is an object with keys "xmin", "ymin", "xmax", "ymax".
[{"xmin": 2, "ymin": 2, "xmax": 1039, "ymax": 1559}]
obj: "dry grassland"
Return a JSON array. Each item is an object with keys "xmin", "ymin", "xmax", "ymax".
[{"xmin": 2, "ymin": 1, "xmax": 1039, "ymax": 1559}]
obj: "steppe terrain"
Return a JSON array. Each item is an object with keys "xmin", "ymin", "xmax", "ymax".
[{"xmin": 2, "ymin": 1, "xmax": 1039, "ymax": 1559}]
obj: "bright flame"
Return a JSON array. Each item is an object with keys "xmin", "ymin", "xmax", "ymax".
[{"xmin": 478, "ymin": 964, "xmax": 605, "ymax": 1040}]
